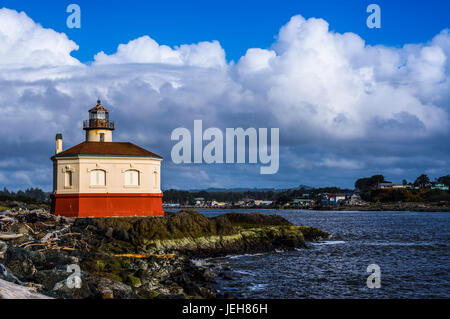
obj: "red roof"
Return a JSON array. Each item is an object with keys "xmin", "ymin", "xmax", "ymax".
[{"xmin": 53, "ymin": 142, "xmax": 162, "ymax": 159}]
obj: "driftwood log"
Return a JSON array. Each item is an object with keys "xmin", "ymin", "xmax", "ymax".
[
  {"xmin": 0, "ymin": 279, "xmax": 53, "ymax": 299},
  {"xmin": 0, "ymin": 233, "xmax": 23, "ymax": 240}
]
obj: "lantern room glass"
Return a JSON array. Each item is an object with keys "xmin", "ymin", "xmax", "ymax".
[{"xmin": 90, "ymin": 110, "xmax": 109, "ymax": 121}]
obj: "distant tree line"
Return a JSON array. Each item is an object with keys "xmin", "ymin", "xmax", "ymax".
[
  {"xmin": 163, "ymin": 186, "xmax": 353, "ymax": 205},
  {"xmin": 355, "ymin": 174, "xmax": 450, "ymax": 202},
  {"xmin": 0, "ymin": 187, "xmax": 50, "ymax": 203},
  {"xmin": 164, "ymin": 173, "xmax": 450, "ymax": 205}
]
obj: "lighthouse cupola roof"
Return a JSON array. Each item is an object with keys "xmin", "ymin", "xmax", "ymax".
[{"xmin": 89, "ymin": 99, "xmax": 109, "ymax": 113}]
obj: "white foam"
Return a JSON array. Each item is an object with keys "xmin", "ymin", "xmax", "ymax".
[
  {"xmin": 312, "ymin": 240, "xmax": 346, "ymax": 246},
  {"xmin": 228, "ymin": 253, "xmax": 265, "ymax": 259},
  {"xmin": 248, "ymin": 283, "xmax": 268, "ymax": 291}
]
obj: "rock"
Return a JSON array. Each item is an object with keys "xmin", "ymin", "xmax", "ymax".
[
  {"xmin": 44, "ymin": 250, "xmax": 76, "ymax": 268},
  {"xmin": 32, "ymin": 269, "xmax": 69, "ymax": 291},
  {"xmin": 101, "ymin": 289, "xmax": 114, "ymax": 299},
  {"xmin": 202, "ymin": 269, "xmax": 217, "ymax": 282},
  {"xmin": 223, "ymin": 292, "xmax": 236, "ymax": 299},
  {"xmin": 126, "ymin": 275, "xmax": 142, "ymax": 288},
  {"xmin": 5, "ymin": 246, "xmax": 46, "ymax": 268},
  {"xmin": 83, "ymin": 273, "xmax": 137, "ymax": 299},
  {"xmin": 0, "ymin": 263, "xmax": 7, "ymax": 277},
  {"xmin": 105, "ymin": 227, "xmax": 114, "ymax": 238},
  {"xmin": 114, "ymin": 228, "xmax": 129, "ymax": 241},
  {"xmin": 218, "ymin": 272, "xmax": 233, "ymax": 280},
  {"xmin": 217, "ymin": 212, "xmax": 292, "ymax": 227}
]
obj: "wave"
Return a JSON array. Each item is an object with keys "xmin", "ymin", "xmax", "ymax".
[
  {"xmin": 312, "ymin": 240, "xmax": 346, "ymax": 246},
  {"xmin": 234, "ymin": 270, "xmax": 255, "ymax": 276},
  {"xmin": 248, "ymin": 283, "xmax": 269, "ymax": 291},
  {"xmin": 228, "ymin": 253, "xmax": 266, "ymax": 259}
]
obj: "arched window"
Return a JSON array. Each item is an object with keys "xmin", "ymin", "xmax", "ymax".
[
  {"xmin": 65, "ymin": 171, "xmax": 73, "ymax": 187},
  {"xmin": 125, "ymin": 170, "xmax": 139, "ymax": 186},
  {"xmin": 90, "ymin": 169, "xmax": 106, "ymax": 186}
]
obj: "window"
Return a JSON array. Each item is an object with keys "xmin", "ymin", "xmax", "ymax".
[
  {"xmin": 125, "ymin": 170, "xmax": 139, "ymax": 186},
  {"xmin": 97, "ymin": 111, "xmax": 106, "ymax": 119},
  {"xmin": 153, "ymin": 170, "xmax": 158, "ymax": 188},
  {"xmin": 65, "ymin": 171, "xmax": 72, "ymax": 187},
  {"xmin": 99, "ymin": 133, "xmax": 105, "ymax": 142},
  {"xmin": 90, "ymin": 169, "xmax": 106, "ymax": 186}
]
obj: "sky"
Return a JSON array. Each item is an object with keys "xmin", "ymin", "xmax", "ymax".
[{"xmin": 0, "ymin": 0, "xmax": 449, "ymax": 191}]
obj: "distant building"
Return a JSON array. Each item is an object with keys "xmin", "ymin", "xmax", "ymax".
[
  {"xmin": 377, "ymin": 182, "xmax": 411, "ymax": 190},
  {"xmin": 290, "ymin": 199, "xmax": 314, "ymax": 207},
  {"xmin": 194, "ymin": 197, "xmax": 206, "ymax": 207},
  {"xmin": 321, "ymin": 194, "xmax": 346, "ymax": 205},
  {"xmin": 348, "ymin": 193, "xmax": 366, "ymax": 206},
  {"xmin": 392, "ymin": 184, "xmax": 410, "ymax": 189},
  {"xmin": 163, "ymin": 203, "xmax": 181, "ymax": 208},
  {"xmin": 431, "ymin": 183, "xmax": 449, "ymax": 191},
  {"xmin": 211, "ymin": 200, "xmax": 227, "ymax": 207},
  {"xmin": 377, "ymin": 182, "xmax": 394, "ymax": 189}
]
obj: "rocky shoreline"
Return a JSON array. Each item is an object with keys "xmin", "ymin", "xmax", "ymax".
[{"xmin": 0, "ymin": 206, "xmax": 328, "ymax": 299}]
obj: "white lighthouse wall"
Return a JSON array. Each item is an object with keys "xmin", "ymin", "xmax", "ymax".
[
  {"xmin": 85, "ymin": 129, "xmax": 113, "ymax": 142},
  {"xmin": 53, "ymin": 156, "xmax": 162, "ymax": 194}
]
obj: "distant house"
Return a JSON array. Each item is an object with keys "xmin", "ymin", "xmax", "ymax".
[
  {"xmin": 163, "ymin": 203, "xmax": 181, "ymax": 208},
  {"xmin": 321, "ymin": 194, "xmax": 346, "ymax": 206},
  {"xmin": 290, "ymin": 199, "xmax": 314, "ymax": 207},
  {"xmin": 378, "ymin": 182, "xmax": 411, "ymax": 190},
  {"xmin": 392, "ymin": 184, "xmax": 410, "ymax": 189},
  {"xmin": 431, "ymin": 183, "xmax": 449, "ymax": 191},
  {"xmin": 194, "ymin": 197, "xmax": 205, "ymax": 207},
  {"xmin": 211, "ymin": 200, "xmax": 227, "ymax": 207},
  {"xmin": 377, "ymin": 182, "xmax": 394, "ymax": 189},
  {"xmin": 348, "ymin": 193, "xmax": 366, "ymax": 206}
]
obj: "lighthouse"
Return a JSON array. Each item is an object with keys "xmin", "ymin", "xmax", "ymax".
[{"xmin": 50, "ymin": 100, "xmax": 164, "ymax": 217}]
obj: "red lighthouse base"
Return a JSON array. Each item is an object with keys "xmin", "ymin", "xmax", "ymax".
[{"xmin": 51, "ymin": 193, "xmax": 164, "ymax": 218}]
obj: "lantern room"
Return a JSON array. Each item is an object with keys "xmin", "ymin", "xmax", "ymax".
[{"xmin": 83, "ymin": 100, "xmax": 115, "ymax": 142}]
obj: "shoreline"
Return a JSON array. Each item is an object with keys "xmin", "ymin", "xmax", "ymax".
[{"xmin": 170, "ymin": 204, "xmax": 450, "ymax": 212}]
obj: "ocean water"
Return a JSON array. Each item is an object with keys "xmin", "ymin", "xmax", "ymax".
[{"xmin": 189, "ymin": 209, "xmax": 450, "ymax": 299}]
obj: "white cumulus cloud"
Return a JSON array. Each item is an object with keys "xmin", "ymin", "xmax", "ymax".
[{"xmin": 0, "ymin": 8, "xmax": 80, "ymax": 68}]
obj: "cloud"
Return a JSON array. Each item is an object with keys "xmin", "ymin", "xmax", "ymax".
[
  {"xmin": 0, "ymin": 8, "xmax": 449, "ymax": 190},
  {"xmin": 0, "ymin": 8, "xmax": 80, "ymax": 68},
  {"xmin": 94, "ymin": 35, "xmax": 226, "ymax": 69}
]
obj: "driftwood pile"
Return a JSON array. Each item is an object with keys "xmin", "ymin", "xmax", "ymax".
[{"xmin": 0, "ymin": 209, "xmax": 81, "ymax": 254}]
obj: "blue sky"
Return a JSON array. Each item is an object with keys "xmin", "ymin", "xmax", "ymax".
[
  {"xmin": 0, "ymin": 1, "xmax": 449, "ymax": 191},
  {"xmin": 3, "ymin": 0, "xmax": 450, "ymax": 62}
]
